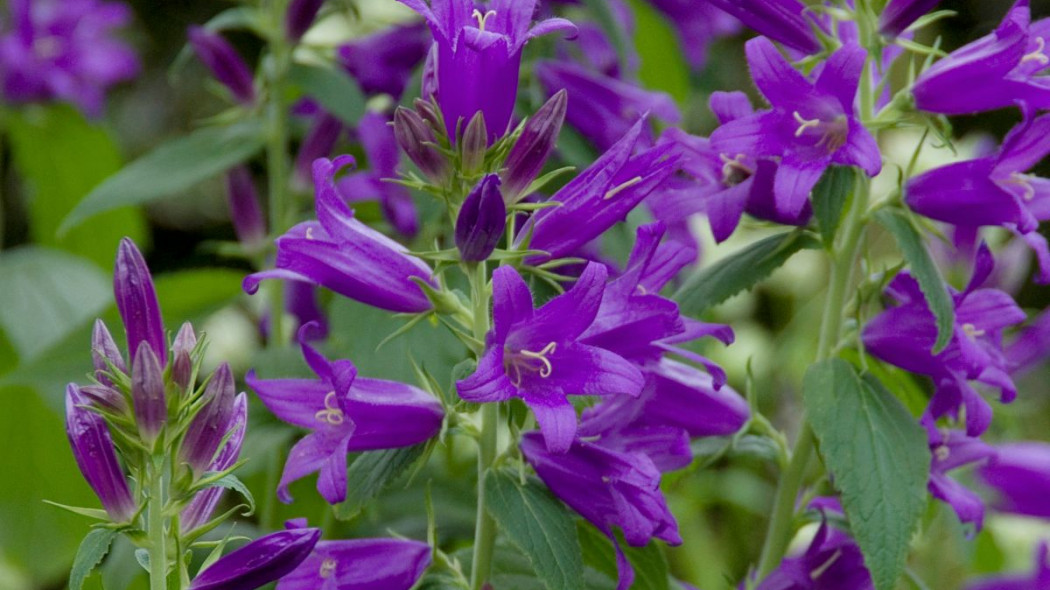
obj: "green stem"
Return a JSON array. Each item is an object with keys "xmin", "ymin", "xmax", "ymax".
[
  {"xmin": 148, "ymin": 455, "xmax": 168, "ymax": 590},
  {"xmin": 265, "ymin": 1, "xmax": 291, "ymax": 349}
]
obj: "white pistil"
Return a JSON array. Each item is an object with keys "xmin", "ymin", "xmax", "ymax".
[
  {"xmin": 518, "ymin": 342, "xmax": 557, "ymax": 377},
  {"xmin": 472, "ymin": 9, "xmax": 497, "ymax": 32},
  {"xmin": 319, "ymin": 557, "xmax": 337, "ymax": 578},
  {"xmin": 1008, "ymin": 172, "xmax": 1036, "ymax": 201},
  {"xmin": 962, "ymin": 323, "xmax": 986, "ymax": 339},
  {"xmin": 810, "ymin": 549, "xmax": 843, "ymax": 580},
  {"xmin": 934, "ymin": 444, "xmax": 951, "ymax": 462},
  {"xmin": 305, "ymin": 226, "xmax": 316, "ymax": 239},
  {"xmin": 793, "ymin": 111, "xmax": 822, "ymax": 137},
  {"xmin": 314, "ymin": 391, "xmax": 345, "ymax": 425},
  {"xmin": 507, "ymin": 341, "xmax": 558, "ymax": 386},
  {"xmin": 603, "ymin": 176, "xmax": 644, "ymax": 200},
  {"xmin": 1022, "ymin": 37, "xmax": 1050, "ymax": 65}
]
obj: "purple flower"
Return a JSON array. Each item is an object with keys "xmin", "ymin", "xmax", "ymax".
[
  {"xmin": 710, "ymin": 38, "xmax": 881, "ymax": 219},
  {"xmin": 457, "ymin": 263, "xmax": 644, "ymax": 453},
  {"xmin": 502, "ymin": 89, "xmax": 567, "ymax": 203},
  {"xmin": 862, "ymin": 246, "xmax": 1026, "ymax": 436},
  {"xmin": 879, "ymin": 0, "xmax": 941, "ymax": 38},
  {"xmin": 114, "ymin": 238, "xmax": 167, "ymax": 366},
  {"xmin": 244, "ymin": 156, "xmax": 436, "ymax": 314},
  {"xmin": 912, "ymin": 1, "xmax": 1050, "ymax": 115},
  {"xmin": 535, "ymin": 60, "xmax": 680, "ymax": 151},
  {"xmin": 337, "ymin": 23, "xmax": 430, "ymax": 98},
  {"xmin": 397, "ymin": 0, "xmax": 576, "ymax": 143},
  {"xmin": 277, "ymin": 537, "xmax": 431, "ymax": 590},
  {"xmin": 179, "ymin": 363, "xmax": 237, "ymax": 477},
  {"xmin": 978, "ymin": 442, "xmax": 1050, "ymax": 519},
  {"xmin": 906, "ymin": 112, "xmax": 1050, "ymax": 283},
  {"xmin": 189, "ymin": 526, "xmax": 321, "ymax": 590},
  {"xmin": 181, "ymin": 393, "xmax": 248, "ymax": 533},
  {"xmin": 754, "ymin": 520, "xmax": 873, "ymax": 590},
  {"xmin": 226, "ymin": 166, "xmax": 267, "ymax": 250},
  {"xmin": 705, "ymin": 0, "xmax": 823, "ymax": 55},
  {"xmin": 521, "ymin": 430, "xmax": 680, "ymax": 590},
  {"xmin": 456, "ymin": 174, "xmax": 505, "ymax": 261},
  {"xmin": 966, "ymin": 541, "xmax": 1050, "ymax": 590},
  {"xmin": 644, "ymin": 0, "xmax": 740, "ymax": 69},
  {"xmin": 927, "ymin": 426, "xmax": 994, "ymax": 529},
  {"xmin": 1006, "ymin": 308, "xmax": 1050, "ymax": 374},
  {"xmin": 521, "ymin": 118, "xmax": 679, "ymax": 263},
  {"xmin": 65, "ymin": 384, "xmax": 136, "ymax": 522},
  {"xmin": 248, "ymin": 323, "xmax": 443, "ymax": 504},
  {"xmin": 285, "ymin": 0, "xmax": 324, "ymax": 43},
  {"xmin": 188, "ymin": 26, "xmax": 255, "ymax": 105},
  {"xmin": 0, "ymin": 0, "xmax": 139, "ymax": 116}
]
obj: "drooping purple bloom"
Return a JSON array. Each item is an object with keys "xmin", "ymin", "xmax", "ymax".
[
  {"xmin": 189, "ymin": 526, "xmax": 321, "ymax": 590},
  {"xmin": 114, "ymin": 237, "xmax": 167, "ymax": 366},
  {"xmin": 277, "ymin": 537, "xmax": 431, "ymax": 590},
  {"xmin": 226, "ymin": 166, "xmax": 267, "ymax": 250},
  {"xmin": 911, "ymin": 1, "xmax": 1050, "ymax": 115},
  {"xmin": 285, "ymin": 0, "xmax": 324, "ymax": 43},
  {"xmin": 978, "ymin": 442, "xmax": 1050, "ymax": 519},
  {"xmin": 337, "ymin": 23, "xmax": 430, "ymax": 98},
  {"xmin": 521, "ymin": 118, "xmax": 680, "ymax": 263},
  {"xmin": 502, "ymin": 89, "xmax": 567, "ymax": 203},
  {"xmin": 705, "ymin": 0, "xmax": 823, "ymax": 55},
  {"xmin": 131, "ymin": 342, "xmax": 166, "ymax": 445},
  {"xmin": 710, "ymin": 38, "xmax": 881, "ymax": 219},
  {"xmin": 0, "ymin": 0, "xmax": 139, "ymax": 116},
  {"xmin": 249, "ymin": 323, "xmax": 443, "ymax": 504},
  {"xmin": 906, "ymin": 112, "xmax": 1050, "ymax": 283},
  {"xmin": 455, "ymin": 174, "xmax": 505, "ymax": 261},
  {"xmin": 244, "ymin": 156, "xmax": 436, "ymax": 314},
  {"xmin": 91, "ymin": 319, "xmax": 126, "ymax": 387},
  {"xmin": 966, "ymin": 541, "xmax": 1050, "ymax": 590},
  {"xmin": 181, "ymin": 393, "xmax": 248, "ymax": 533},
  {"xmin": 187, "ymin": 26, "xmax": 256, "ymax": 105},
  {"xmin": 535, "ymin": 60, "xmax": 680, "ymax": 151},
  {"xmin": 521, "ymin": 430, "xmax": 680, "ymax": 590},
  {"xmin": 753, "ymin": 520, "xmax": 873, "ymax": 590},
  {"xmin": 65, "ymin": 384, "xmax": 136, "ymax": 522},
  {"xmin": 397, "ymin": 0, "xmax": 576, "ymax": 143},
  {"xmin": 457, "ymin": 264, "xmax": 644, "ymax": 453},
  {"xmin": 927, "ymin": 426, "xmax": 994, "ymax": 529},
  {"xmin": 179, "ymin": 363, "xmax": 237, "ymax": 477},
  {"xmin": 645, "ymin": 0, "xmax": 741, "ymax": 69},
  {"xmin": 879, "ymin": 0, "xmax": 941, "ymax": 38}
]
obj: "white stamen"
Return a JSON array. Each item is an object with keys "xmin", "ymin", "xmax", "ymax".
[
  {"xmin": 934, "ymin": 444, "xmax": 951, "ymax": 462},
  {"xmin": 472, "ymin": 9, "xmax": 497, "ymax": 32},
  {"xmin": 1022, "ymin": 37, "xmax": 1050, "ymax": 65},
  {"xmin": 518, "ymin": 341, "xmax": 557, "ymax": 378},
  {"xmin": 305, "ymin": 226, "xmax": 316, "ymax": 239},
  {"xmin": 604, "ymin": 176, "xmax": 644, "ymax": 200},
  {"xmin": 793, "ymin": 111, "xmax": 822, "ymax": 138},
  {"xmin": 810, "ymin": 549, "xmax": 843, "ymax": 580},
  {"xmin": 1007, "ymin": 172, "xmax": 1036, "ymax": 201},
  {"xmin": 314, "ymin": 391, "xmax": 345, "ymax": 425},
  {"xmin": 962, "ymin": 323, "xmax": 986, "ymax": 339},
  {"xmin": 319, "ymin": 557, "xmax": 337, "ymax": 578}
]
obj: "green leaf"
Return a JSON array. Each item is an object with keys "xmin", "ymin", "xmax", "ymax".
[
  {"xmin": 874, "ymin": 209, "xmax": 955, "ymax": 352},
  {"xmin": 60, "ymin": 119, "xmax": 265, "ymax": 233},
  {"xmin": 333, "ymin": 444, "xmax": 428, "ymax": 520},
  {"xmin": 812, "ymin": 166, "xmax": 855, "ymax": 248},
  {"xmin": 199, "ymin": 474, "xmax": 255, "ymax": 516},
  {"xmin": 673, "ymin": 231, "xmax": 821, "ymax": 315},
  {"xmin": 577, "ymin": 522, "xmax": 669, "ymax": 590},
  {"xmin": 288, "ymin": 63, "xmax": 366, "ymax": 127},
  {"xmin": 0, "ymin": 247, "xmax": 109, "ymax": 361},
  {"xmin": 626, "ymin": 0, "xmax": 690, "ymax": 102},
  {"xmin": 7, "ymin": 105, "xmax": 146, "ymax": 270},
  {"xmin": 484, "ymin": 470, "xmax": 584, "ymax": 590},
  {"xmin": 69, "ymin": 528, "xmax": 118, "ymax": 590},
  {"xmin": 803, "ymin": 359, "xmax": 930, "ymax": 590}
]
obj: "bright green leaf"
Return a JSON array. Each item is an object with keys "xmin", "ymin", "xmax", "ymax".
[
  {"xmin": 199, "ymin": 474, "xmax": 255, "ymax": 516},
  {"xmin": 288, "ymin": 63, "xmax": 366, "ymax": 127},
  {"xmin": 333, "ymin": 444, "xmax": 428, "ymax": 520},
  {"xmin": 69, "ymin": 528, "xmax": 117, "ymax": 590},
  {"xmin": 626, "ymin": 0, "xmax": 690, "ymax": 103},
  {"xmin": 803, "ymin": 359, "xmax": 929, "ymax": 590},
  {"xmin": 812, "ymin": 166, "xmax": 855, "ymax": 248}
]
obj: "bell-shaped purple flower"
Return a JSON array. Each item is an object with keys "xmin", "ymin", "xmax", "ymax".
[
  {"xmin": 244, "ymin": 156, "xmax": 436, "ymax": 314},
  {"xmin": 277, "ymin": 537, "xmax": 431, "ymax": 590},
  {"xmin": 397, "ymin": 0, "xmax": 576, "ymax": 143},
  {"xmin": 502, "ymin": 89, "xmax": 567, "ymax": 203},
  {"xmin": 645, "ymin": 0, "xmax": 740, "ymax": 69},
  {"xmin": 249, "ymin": 323, "xmax": 443, "ymax": 504},
  {"xmin": 705, "ymin": 0, "xmax": 823, "ymax": 55},
  {"xmin": 171, "ymin": 322, "xmax": 197, "ymax": 391},
  {"xmin": 181, "ymin": 393, "xmax": 248, "ymax": 533},
  {"xmin": 879, "ymin": 0, "xmax": 941, "ymax": 38},
  {"xmin": 927, "ymin": 426, "xmax": 994, "ymax": 529},
  {"xmin": 978, "ymin": 442, "xmax": 1050, "ymax": 519},
  {"xmin": 966, "ymin": 541, "xmax": 1050, "ymax": 590},
  {"xmin": 188, "ymin": 26, "xmax": 256, "ymax": 105},
  {"xmin": 131, "ymin": 342, "xmax": 166, "ymax": 445},
  {"xmin": 115, "ymin": 238, "xmax": 167, "ymax": 366},
  {"xmin": 457, "ymin": 263, "xmax": 644, "ymax": 453},
  {"xmin": 65, "ymin": 384, "xmax": 136, "ymax": 522},
  {"xmin": 91, "ymin": 319, "xmax": 126, "ymax": 386},
  {"xmin": 754, "ymin": 519, "xmax": 873, "ymax": 590},
  {"xmin": 710, "ymin": 38, "xmax": 881, "ymax": 219},
  {"xmin": 455, "ymin": 174, "xmax": 506, "ymax": 262},
  {"xmin": 285, "ymin": 0, "xmax": 324, "ymax": 42},
  {"xmin": 179, "ymin": 363, "xmax": 237, "ymax": 477},
  {"xmin": 337, "ymin": 23, "xmax": 431, "ymax": 98},
  {"xmin": 189, "ymin": 526, "xmax": 321, "ymax": 590},
  {"xmin": 226, "ymin": 166, "xmax": 267, "ymax": 250},
  {"xmin": 906, "ymin": 112, "xmax": 1050, "ymax": 283}
]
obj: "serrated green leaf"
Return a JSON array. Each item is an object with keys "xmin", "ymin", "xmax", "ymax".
[
  {"xmin": 803, "ymin": 359, "xmax": 929, "ymax": 590},
  {"xmin": 577, "ymin": 522, "xmax": 669, "ymax": 590},
  {"xmin": 198, "ymin": 474, "xmax": 255, "ymax": 516},
  {"xmin": 288, "ymin": 63, "xmax": 366, "ymax": 127},
  {"xmin": 674, "ymin": 231, "xmax": 821, "ymax": 315},
  {"xmin": 69, "ymin": 528, "xmax": 118, "ymax": 590},
  {"xmin": 333, "ymin": 444, "xmax": 428, "ymax": 520},
  {"xmin": 874, "ymin": 209, "xmax": 954, "ymax": 352},
  {"xmin": 60, "ymin": 119, "xmax": 265, "ymax": 233},
  {"xmin": 812, "ymin": 166, "xmax": 855, "ymax": 248},
  {"xmin": 484, "ymin": 470, "xmax": 584, "ymax": 590}
]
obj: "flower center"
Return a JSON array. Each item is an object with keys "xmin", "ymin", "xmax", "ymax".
[
  {"xmin": 934, "ymin": 444, "xmax": 951, "ymax": 462},
  {"xmin": 1022, "ymin": 36, "xmax": 1050, "ymax": 65},
  {"xmin": 472, "ymin": 9, "xmax": 497, "ymax": 32},
  {"xmin": 1004, "ymin": 172, "xmax": 1036, "ymax": 201},
  {"xmin": 505, "ymin": 341, "xmax": 557, "ymax": 387},
  {"xmin": 319, "ymin": 557, "xmax": 337, "ymax": 578},
  {"xmin": 792, "ymin": 111, "xmax": 849, "ymax": 153},
  {"xmin": 962, "ymin": 323, "xmax": 986, "ymax": 339},
  {"xmin": 33, "ymin": 36, "xmax": 62, "ymax": 59},
  {"xmin": 314, "ymin": 391, "xmax": 345, "ymax": 425},
  {"xmin": 604, "ymin": 176, "xmax": 643, "ymax": 200},
  {"xmin": 720, "ymin": 153, "xmax": 753, "ymax": 186}
]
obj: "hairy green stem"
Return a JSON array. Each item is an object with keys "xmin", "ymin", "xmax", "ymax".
[
  {"xmin": 265, "ymin": 0, "xmax": 291, "ymax": 349},
  {"xmin": 148, "ymin": 455, "xmax": 168, "ymax": 590}
]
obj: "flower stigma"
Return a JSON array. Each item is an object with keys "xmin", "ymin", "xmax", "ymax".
[
  {"xmin": 505, "ymin": 341, "xmax": 558, "ymax": 386},
  {"xmin": 314, "ymin": 391, "xmax": 345, "ymax": 425},
  {"xmin": 319, "ymin": 557, "xmax": 337, "ymax": 578},
  {"xmin": 472, "ymin": 9, "xmax": 497, "ymax": 32},
  {"xmin": 1022, "ymin": 37, "xmax": 1050, "ymax": 65}
]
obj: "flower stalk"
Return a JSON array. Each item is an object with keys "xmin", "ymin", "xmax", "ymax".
[
  {"xmin": 148, "ymin": 454, "xmax": 168, "ymax": 590},
  {"xmin": 265, "ymin": 0, "xmax": 293, "ymax": 349}
]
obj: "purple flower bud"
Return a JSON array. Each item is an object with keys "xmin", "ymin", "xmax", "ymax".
[
  {"xmin": 879, "ymin": 0, "xmax": 941, "ymax": 38},
  {"xmin": 65, "ymin": 384, "xmax": 136, "ymax": 522},
  {"xmin": 171, "ymin": 322, "xmax": 197, "ymax": 391},
  {"xmin": 180, "ymin": 363, "xmax": 236, "ymax": 476},
  {"xmin": 189, "ymin": 526, "xmax": 321, "ymax": 590},
  {"xmin": 91, "ymin": 319, "xmax": 126, "ymax": 386},
  {"xmin": 503, "ymin": 90, "xmax": 567, "ymax": 203},
  {"xmin": 181, "ymin": 393, "xmax": 247, "ymax": 533},
  {"xmin": 393, "ymin": 106, "xmax": 449, "ymax": 183},
  {"xmin": 80, "ymin": 384, "xmax": 129, "ymax": 415},
  {"xmin": 413, "ymin": 98, "xmax": 444, "ymax": 134},
  {"xmin": 455, "ymin": 175, "xmax": 505, "ymax": 262},
  {"xmin": 187, "ymin": 26, "xmax": 256, "ymax": 105},
  {"xmin": 460, "ymin": 112, "xmax": 488, "ymax": 174},
  {"xmin": 114, "ymin": 238, "xmax": 167, "ymax": 367},
  {"xmin": 131, "ymin": 342, "xmax": 166, "ymax": 444},
  {"xmin": 285, "ymin": 0, "xmax": 324, "ymax": 43},
  {"xmin": 225, "ymin": 167, "xmax": 267, "ymax": 250}
]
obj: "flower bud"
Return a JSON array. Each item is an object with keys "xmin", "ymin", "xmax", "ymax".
[
  {"xmin": 460, "ymin": 112, "xmax": 488, "ymax": 175},
  {"xmin": 879, "ymin": 0, "xmax": 941, "ymax": 38},
  {"xmin": 503, "ymin": 90, "xmax": 567, "ymax": 202},
  {"xmin": 171, "ymin": 322, "xmax": 197, "ymax": 391},
  {"xmin": 131, "ymin": 342, "xmax": 166, "ymax": 444},
  {"xmin": 285, "ymin": 0, "xmax": 324, "ymax": 43},
  {"xmin": 413, "ymin": 98, "xmax": 443, "ymax": 133},
  {"xmin": 114, "ymin": 238, "xmax": 167, "ymax": 367},
  {"xmin": 181, "ymin": 393, "xmax": 247, "ymax": 533},
  {"xmin": 189, "ymin": 526, "xmax": 321, "ymax": 590},
  {"xmin": 65, "ymin": 384, "xmax": 137, "ymax": 522},
  {"xmin": 187, "ymin": 26, "xmax": 256, "ymax": 105},
  {"xmin": 180, "ymin": 363, "xmax": 236, "ymax": 476},
  {"xmin": 225, "ymin": 167, "xmax": 267, "ymax": 251},
  {"xmin": 91, "ymin": 319, "xmax": 127, "ymax": 386},
  {"xmin": 80, "ymin": 384, "xmax": 129, "ymax": 415},
  {"xmin": 455, "ymin": 175, "xmax": 506, "ymax": 262},
  {"xmin": 393, "ymin": 106, "xmax": 449, "ymax": 183}
]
